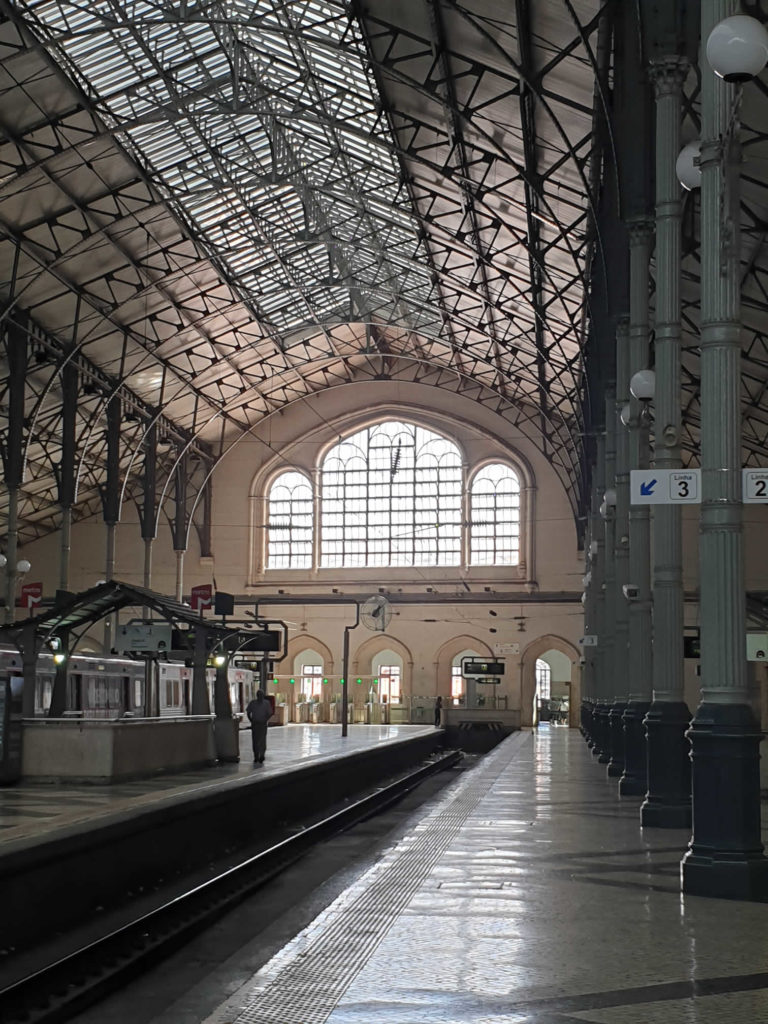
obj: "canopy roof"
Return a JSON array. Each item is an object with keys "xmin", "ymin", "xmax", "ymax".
[{"xmin": 1, "ymin": 1, "xmax": 768, "ymax": 546}]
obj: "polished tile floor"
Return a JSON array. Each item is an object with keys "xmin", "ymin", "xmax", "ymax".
[
  {"xmin": 0, "ymin": 724, "xmax": 433, "ymax": 851},
  {"xmin": 203, "ymin": 726, "xmax": 768, "ymax": 1024}
]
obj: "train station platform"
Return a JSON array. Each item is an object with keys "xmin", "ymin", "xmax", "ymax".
[
  {"xmin": 0, "ymin": 724, "xmax": 434, "ymax": 852},
  {"xmin": 200, "ymin": 725, "xmax": 768, "ymax": 1024},
  {"xmin": 0, "ymin": 724, "xmax": 441, "ymax": 953}
]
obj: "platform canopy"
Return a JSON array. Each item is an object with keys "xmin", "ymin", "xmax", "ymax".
[{"xmin": 0, "ymin": 578, "xmax": 277, "ymax": 655}]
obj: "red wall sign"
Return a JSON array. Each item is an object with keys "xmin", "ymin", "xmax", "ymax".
[
  {"xmin": 190, "ymin": 583, "xmax": 213, "ymax": 612},
  {"xmin": 18, "ymin": 582, "xmax": 43, "ymax": 610}
]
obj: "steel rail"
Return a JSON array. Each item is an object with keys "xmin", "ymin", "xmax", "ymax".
[{"xmin": 0, "ymin": 748, "xmax": 462, "ymax": 1024}]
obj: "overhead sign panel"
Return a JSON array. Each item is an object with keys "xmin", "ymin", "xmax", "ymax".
[{"xmin": 630, "ymin": 469, "xmax": 701, "ymax": 505}]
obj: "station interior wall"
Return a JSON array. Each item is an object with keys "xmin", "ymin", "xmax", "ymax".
[{"xmin": 12, "ymin": 379, "xmax": 768, "ymax": 727}]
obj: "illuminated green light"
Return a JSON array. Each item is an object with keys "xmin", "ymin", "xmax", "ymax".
[
  {"xmin": 340, "ymin": 678, "xmax": 345, "ymax": 685},
  {"xmin": 356, "ymin": 678, "xmax": 362, "ymax": 685},
  {"xmin": 289, "ymin": 678, "xmax": 295, "ymax": 685},
  {"xmin": 273, "ymin": 678, "xmax": 278, "ymax": 685},
  {"xmin": 323, "ymin": 678, "xmax": 328, "ymax": 685},
  {"xmin": 373, "ymin": 678, "xmax": 378, "ymax": 685}
]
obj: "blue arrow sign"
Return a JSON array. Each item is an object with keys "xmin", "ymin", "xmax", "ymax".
[{"xmin": 640, "ymin": 478, "xmax": 657, "ymax": 496}]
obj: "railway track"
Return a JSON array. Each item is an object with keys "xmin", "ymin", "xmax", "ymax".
[{"xmin": 1, "ymin": 749, "xmax": 461, "ymax": 1024}]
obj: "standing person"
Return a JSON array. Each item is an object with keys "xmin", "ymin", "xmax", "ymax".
[
  {"xmin": 246, "ymin": 689, "xmax": 273, "ymax": 763},
  {"xmin": 434, "ymin": 695, "xmax": 443, "ymax": 728}
]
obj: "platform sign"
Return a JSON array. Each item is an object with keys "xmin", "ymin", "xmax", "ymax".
[
  {"xmin": 462, "ymin": 659, "xmax": 505, "ymax": 676},
  {"xmin": 118, "ymin": 622, "xmax": 172, "ymax": 654},
  {"xmin": 743, "ymin": 470, "xmax": 768, "ymax": 503},
  {"xmin": 580, "ymin": 635, "xmax": 598, "ymax": 647},
  {"xmin": 630, "ymin": 469, "xmax": 701, "ymax": 505},
  {"xmin": 190, "ymin": 583, "xmax": 213, "ymax": 612},
  {"xmin": 747, "ymin": 633, "xmax": 768, "ymax": 661},
  {"xmin": 18, "ymin": 582, "xmax": 42, "ymax": 611}
]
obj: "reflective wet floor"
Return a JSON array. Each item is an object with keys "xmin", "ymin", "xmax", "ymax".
[{"xmin": 202, "ymin": 726, "xmax": 768, "ymax": 1024}]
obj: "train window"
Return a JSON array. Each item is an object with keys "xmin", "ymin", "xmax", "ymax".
[
  {"xmin": 379, "ymin": 665, "xmax": 401, "ymax": 703},
  {"xmin": 300, "ymin": 664, "xmax": 322, "ymax": 698},
  {"xmin": 134, "ymin": 679, "xmax": 142, "ymax": 707}
]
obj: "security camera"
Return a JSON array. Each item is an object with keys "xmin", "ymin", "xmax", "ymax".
[{"xmin": 622, "ymin": 584, "xmax": 639, "ymax": 601}]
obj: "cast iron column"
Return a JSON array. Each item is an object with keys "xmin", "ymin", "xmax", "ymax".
[
  {"xmin": 591, "ymin": 436, "xmax": 608, "ymax": 758},
  {"xmin": 621, "ymin": 220, "xmax": 655, "ymax": 796},
  {"xmin": 641, "ymin": 57, "xmax": 691, "ymax": 829},
  {"xmin": 682, "ymin": 0, "xmax": 768, "ymax": 899},
  {"xmin": 58, "ymin": 359, "xmax": 77, "ymax": 593},
  {"xmin": 608, "ymin": 321, "xmax": 630, "ymax": 777},
  {"xmin": 598, "ymin": 400, "xmax": 616, "ymax": 765},
  {"xmin": 4, "ymin": 319, "xmax": 27, "ymax": 624},
  {"xmin": 101, "ymin": 396, "xmax": 121, "ymax": 654}
]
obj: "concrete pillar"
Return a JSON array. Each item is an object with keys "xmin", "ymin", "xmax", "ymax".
[
  {"xmin": 682, "ymin": 0, "xmax": 768, "ymax": 900},
  {"xmin": 621, "ymin": 221, "xmax": 655, "ymax": 796},
  {"xmin": 642, "ymin": 56, "xmax": 691, "ymax": 829}
]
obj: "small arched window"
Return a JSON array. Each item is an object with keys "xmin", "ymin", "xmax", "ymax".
[
  {"xmin": 266, "ymin": 471, "xmax": 313, "ymax": 569},
  {"xmin": 469, "ymin": 463, "xmax": 521, "ymax": 566}
]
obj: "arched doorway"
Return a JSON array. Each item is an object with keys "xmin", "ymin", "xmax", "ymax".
[{"xmin": 520, "ymin": 635, "xmax": 580, "ymax": 728}]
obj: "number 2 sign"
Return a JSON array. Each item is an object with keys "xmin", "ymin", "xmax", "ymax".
[{"xmin": 743, "ymin": 470, "xmax": 768, "ymax": 503}]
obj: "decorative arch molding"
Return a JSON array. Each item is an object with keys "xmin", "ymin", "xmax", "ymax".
[
  {"xmin": 519, "ymin": 634, "xmax": 580, "ymax": 728},
  {"xmin": 252, "ymin": 400, "xmax": 537, "ymax": 493},
  {"xmin": 433, "ymin": 634, "xmax": 494, "ymax": 698},
  {"xmin": 284, "ymin": 633, "xmax": 335, "ymax": 676},
  {"xmin": 352, "ymin": 633, "xmax": 414, "ymax": 696}
]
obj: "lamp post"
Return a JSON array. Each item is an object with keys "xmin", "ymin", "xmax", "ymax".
[{"xmin": 2, "ymin": 555, "xmax": 31, "ymax": 624}]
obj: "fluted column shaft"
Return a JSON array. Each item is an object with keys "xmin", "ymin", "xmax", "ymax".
[{"xmin": 682, "ymin": 0, "xmax": 768, "ymax": 900}]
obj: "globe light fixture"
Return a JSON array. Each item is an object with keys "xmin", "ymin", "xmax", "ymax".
[
  {"xmin": 676, "ymin": 141, "xmax": 701, "ymax": 191},
  {"xmin": 620, "ymin": 402, "xmax": 631, "ymax": 427},
  {"xmin": 630, "ymin": 369, "xmax": 656, "ymax": 402},
  {"xmin": 16, "ymin": 559, "xmax": 31, "ymax": 574},
  {"xmin": 603, "ymin": 488, "xmax": 617, "ymax": 507},
  {"xmin": 706, "ymin": 14, "xmax": 768, "ymax": 83}
]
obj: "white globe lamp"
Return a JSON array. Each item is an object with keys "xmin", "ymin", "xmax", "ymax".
[
  {"xmin": 630, "ymin": 369, "xmax": 656, "ymax": 402},
  {"xmin": 676, "ymin": 141, "xmax": 701, "ymax": 191},
  {"xmin": 706, "ymin": 15, "xmax": 768, "ymax": 82}
]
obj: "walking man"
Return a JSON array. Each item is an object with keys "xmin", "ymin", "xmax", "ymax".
[{"xmin": 246, "ymin": 689, "xmax": 273, "ymax": 763}]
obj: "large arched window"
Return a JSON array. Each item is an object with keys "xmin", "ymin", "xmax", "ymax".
[
  {"xmin": 469, "ymin": 463, "xmax": 521, "ymax": 565},
  {"xmin": 266, "ymin": 471, "xmax": 313, "ymax": 569},
  {"xmin": 320, "ymin": 421, "xmax": 462, "ymax": 568}
]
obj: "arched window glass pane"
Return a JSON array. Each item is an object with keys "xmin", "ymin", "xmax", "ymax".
[
  {"xmin": 536, "ymin": 659, "xmax": 551, "ymax": 699},
  {"xmin": 320, "ymin": 421, "xmax": 461, "ymax": 568},
  {"xmin": 267, "ymin": 471, "xmax": 313, "ymax": 569},
  {"xmin": 469, "ymin": 463, "xmax": 521, "ymax": 566}
]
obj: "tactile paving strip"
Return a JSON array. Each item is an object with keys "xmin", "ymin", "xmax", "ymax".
[{"xmin": 227, "ymin": 733, "xmax": 530, "ymax": 1024}]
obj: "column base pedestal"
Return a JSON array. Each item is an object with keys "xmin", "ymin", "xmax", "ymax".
[
  {"xmin": 681, "ymin": 702, "xmax": 768, "ymax": 901},
  {"xmin": 640, "ymin": 700, "xmax": 691, "ymax": 830},
  {"xmin": 619, "ymin": 699, "xmax": 650, "ymax": 797}
]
